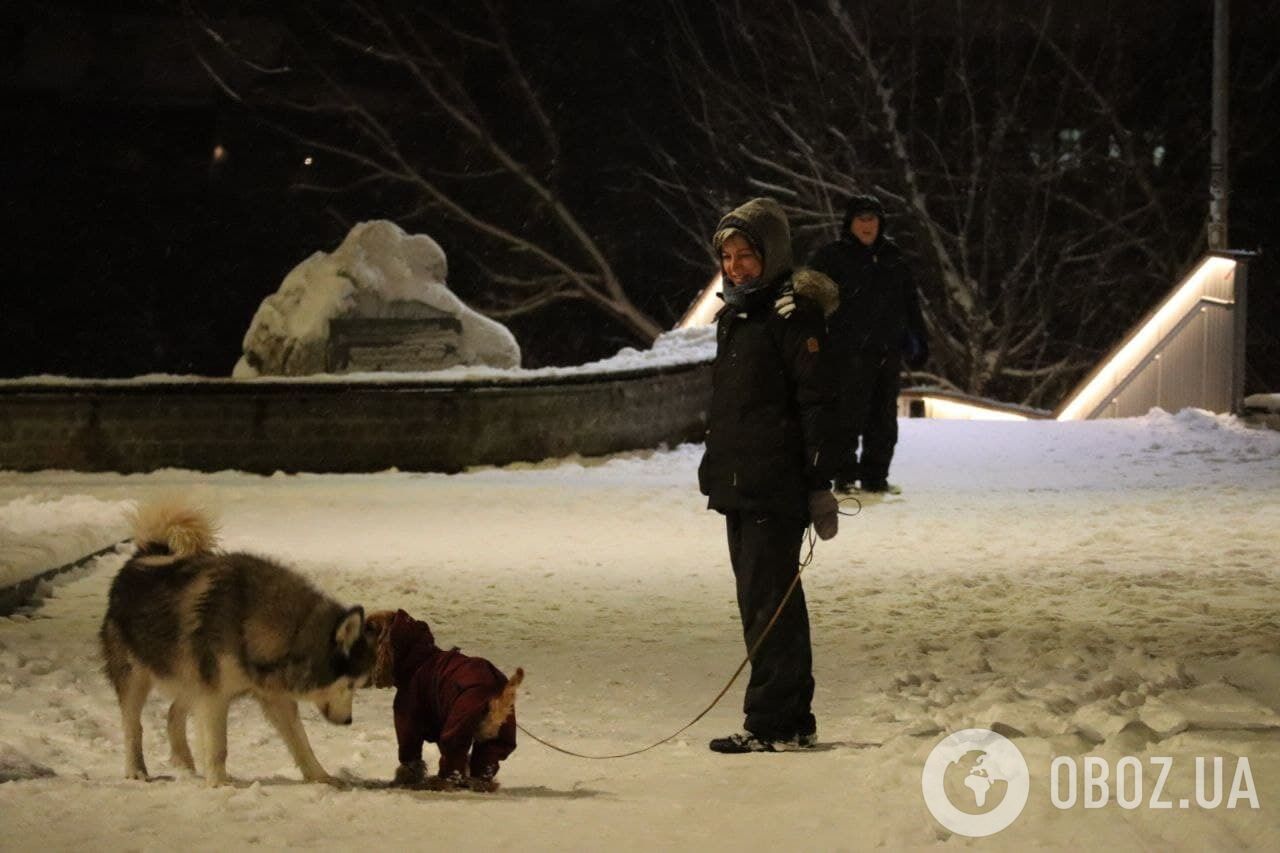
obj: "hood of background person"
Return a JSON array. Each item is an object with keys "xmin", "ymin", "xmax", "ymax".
[
  {"xmin": 712, "ymin": 197, "xmax": 794, "ymax": 286},
  {"xmin": 840, "ymin": 194, "xmax": 887, "ymax": 238}
]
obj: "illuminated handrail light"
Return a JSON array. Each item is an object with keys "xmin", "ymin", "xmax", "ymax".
[
  {"xmin": 1056, "ymin": 256, "xmax": 1237, "ymax": 420},
  {"xmin": 676, "ymin": 273, "xmax": 724, "ymax": 328},
  {"xmin": 921, "ymin": 396, "xmax": 1028, "ymax": 421}
]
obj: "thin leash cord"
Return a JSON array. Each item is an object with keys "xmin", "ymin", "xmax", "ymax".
[{"xmin": 515, "ymin": 497, "xmax": 861, "ymax": 760}]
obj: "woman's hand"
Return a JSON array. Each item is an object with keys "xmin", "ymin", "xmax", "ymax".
[{"xmin": 808, "ymin": 490, "xmax": 839, "ymax": 540}]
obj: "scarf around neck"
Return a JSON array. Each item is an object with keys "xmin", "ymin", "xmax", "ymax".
[{"xmin": 719, "ymin": 276, "xmax": 775, "ymax": 313}]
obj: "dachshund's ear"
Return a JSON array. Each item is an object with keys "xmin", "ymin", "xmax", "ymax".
[
  {"xmin": 368, "ymin": 609, "xmax": 396, "ymax": 621},
  {"xmin": 364, "ymin": 610, "xmax": 395, "ymax": 637},
  {"xmin": 367, "ymin": 610, "xmax": 397, "ymax": 688}
]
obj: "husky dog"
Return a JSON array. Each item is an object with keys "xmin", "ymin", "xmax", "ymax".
[
  {"xmin": 366, "ymin": 609, "xmax": 522, "ymax": 792},
  {"xmin": 99, "ymin": 501, "xmax": 375, "ymax": 787}
]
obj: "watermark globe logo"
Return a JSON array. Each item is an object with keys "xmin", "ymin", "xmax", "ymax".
[{"xmin": 921, "ymin": 729, "xmax": 1030, "ymax": 837}]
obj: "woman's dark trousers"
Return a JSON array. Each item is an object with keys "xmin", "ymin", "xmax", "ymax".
[{"xmin": 724, "ymin": 511, "xmax": 816, "ymax": 739}]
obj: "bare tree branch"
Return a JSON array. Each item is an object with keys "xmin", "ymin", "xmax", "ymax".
[
  {"xmin": 647, "ymin": 0, "xmax": 1198, "ymax": 406},
  {"xmin": 187, "ymin": 1, "xmax": 663, "ymax": 345}
]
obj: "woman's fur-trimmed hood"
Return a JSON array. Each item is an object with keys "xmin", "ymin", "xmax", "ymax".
[{"xmin": 790, "ymin": 267, "xmax": 840, "ymax": 318}]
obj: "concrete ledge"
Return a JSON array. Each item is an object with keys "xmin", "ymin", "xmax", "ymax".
[
  {"xmin": 1242, "ymin": 411, "xmax": 1280, "ymax": 432},
  {"xmin": 0, "ymin": 362, "xmax": 713, "ymax": 474}
]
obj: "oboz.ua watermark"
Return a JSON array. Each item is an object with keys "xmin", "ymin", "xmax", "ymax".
[
  {"xmin": 921, "ymin": 729, "xmax": 1031, "ymax": 837},
  {"xmin": 922, "ymin": 729, "xmax": 1260, "ymax": 838},
  {"xmin": 1050, "ymin": 755, "xmax": 1259, "ymax": 811}
]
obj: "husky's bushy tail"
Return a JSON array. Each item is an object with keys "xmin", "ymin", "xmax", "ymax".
[
  {"xmin": 477, "ymin": 667, "xmax": 524, "ymax": 741},
  {"xmin": 129, "ymin": 499, "xmax": 219, "ymax": 563}
]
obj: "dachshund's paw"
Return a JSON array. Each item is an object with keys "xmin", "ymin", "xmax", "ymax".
[
  {"xmin": 425, "ymin": 772, "xmax": 464, "ymax": 791},
  {"xmin": 466, "ymin": 776, "xmax": 500, "ymax": 793},
  {"xmin": 392, "ymin": 761, "xmax": 426, "ymax": 788}
]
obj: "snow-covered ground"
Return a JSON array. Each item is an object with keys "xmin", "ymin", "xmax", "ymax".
[
  {"xmin": 1, "ymin": 409, "xmax": 1279, "ymax": 850},
  {"xmin": 0, "ymin": 496, "xmax": 128, "ymax": 591}
]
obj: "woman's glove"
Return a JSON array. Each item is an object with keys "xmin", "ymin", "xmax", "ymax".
[{"xmin": 808, "ymin": 490, "xmax": 839, "ymax": 540}]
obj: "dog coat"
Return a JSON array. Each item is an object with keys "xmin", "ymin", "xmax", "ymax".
[{"xmin": 386, "ymin": 609, "xmax": 517, "ymax": 778}]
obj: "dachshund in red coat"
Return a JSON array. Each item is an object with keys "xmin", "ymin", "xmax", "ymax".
[{"xmin": 366, "ymin": 609, "xmax": 522, "ymax": 792}]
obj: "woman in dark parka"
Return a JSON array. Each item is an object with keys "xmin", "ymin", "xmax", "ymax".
[{"xmin": 698, "ymin": 197, "xmax": 841, "ymax": 753}]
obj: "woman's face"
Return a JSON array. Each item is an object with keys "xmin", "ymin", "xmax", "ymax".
[{"xmin": 720, "ymin": 234, "xmax": 763, "ymax": 286}]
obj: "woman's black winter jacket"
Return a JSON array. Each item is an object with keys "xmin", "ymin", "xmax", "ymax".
[{"xmin": 698, "ymin": 271, "xmax": 838, "ymax": 520}]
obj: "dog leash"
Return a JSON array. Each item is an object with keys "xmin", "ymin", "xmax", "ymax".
[{"xmin": 516, "ymin": 499, "xmax": 861, "ymax": 760}]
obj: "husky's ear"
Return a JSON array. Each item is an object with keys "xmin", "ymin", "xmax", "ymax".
[{"xmin": 334, "ymin": 606, "xmax": 365, "ymax": 655}]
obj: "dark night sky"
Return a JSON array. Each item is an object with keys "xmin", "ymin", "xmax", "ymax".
[
  {"xmin": 1, "ymin": 1, "xmax": 686, "ymax": 376},
  {"xmin": 2, "ymin": 1, "xmax": 1277, "ymax": 387}
]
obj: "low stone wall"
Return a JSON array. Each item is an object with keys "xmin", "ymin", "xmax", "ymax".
[{"xmin": 0, "ymin": 362, "xmax": 713, "ymax": 474}]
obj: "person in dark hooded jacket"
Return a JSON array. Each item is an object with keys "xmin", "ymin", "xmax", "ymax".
[
  {"xmin": 809, "ymin": 194, "xmax": 928, "ymax": 493},
  {"xmin": 698, "ymin": 197, "xmax": 840, "ymax": 753}
]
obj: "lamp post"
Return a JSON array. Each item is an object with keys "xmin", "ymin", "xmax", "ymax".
[{"xmin": 1208, "ymin": 0, "xmax": 1229, "ymax": 250}]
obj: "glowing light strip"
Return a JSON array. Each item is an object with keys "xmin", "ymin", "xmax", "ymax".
[
  {"xmin": 922, "ymin": 397, "xmax": 1028, "ymax": 421},
  {"xmin": 1056, "ymin": 257, "xmax": 1237, "ymax": 420},
  {"xmin": 677, "ymin": 274, "xmax": 723, "ymax": 328}
]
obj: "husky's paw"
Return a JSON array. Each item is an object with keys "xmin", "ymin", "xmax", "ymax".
[
  {"xmin": 465, "ymin": 776, "xmax": 500, "ymax": 793},
  {"xmin": 169, "ymin": 755, "xmax": 196, "ymax": 774}
]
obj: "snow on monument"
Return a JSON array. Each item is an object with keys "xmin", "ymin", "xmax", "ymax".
[{"xmin": 233, "ymin": 220, "xmax": 520, "ymax": 377}]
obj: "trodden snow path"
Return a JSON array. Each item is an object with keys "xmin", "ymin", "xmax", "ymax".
[{"xmin": 1, "ymin": 409, "xmax": 1279, "ymax": 850}]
